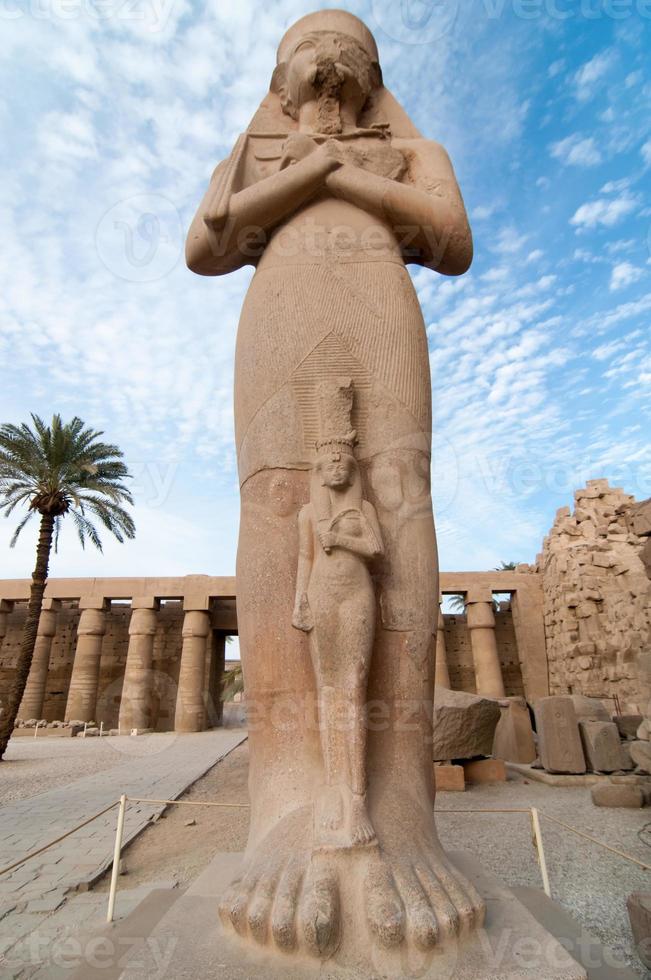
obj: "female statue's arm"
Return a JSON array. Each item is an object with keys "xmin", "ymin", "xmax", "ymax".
[
  {"xmin": 292, "ymin": 505, "xmax": 314, "ymax": 632},
  {"xmin": 186, "ymin": 140, "xmax": 342, "ymax": 277},
  {"xmin": 327, "ymin": 504, "xmax": 384, "ymax": 559},
  {"xmin": 325, "ymin": 139, "xmax": 472, "ymax": 276}
]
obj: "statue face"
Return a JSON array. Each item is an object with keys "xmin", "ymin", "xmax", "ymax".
[
  {"xmin": 284, "ymin": 31, "xmax": 375, "ymax": 121},
  {"xmin": 319, "ymin": 454, "xmax": 354, "ymax": 489}
]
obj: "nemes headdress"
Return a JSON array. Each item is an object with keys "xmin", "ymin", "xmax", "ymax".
[
  {"xmin": 247, "ymin": 9, "xmax": 422, "ymax": 140},
  {"xmin": 276, "ymin": 9, "xmax": 379, "ymax": 65}
]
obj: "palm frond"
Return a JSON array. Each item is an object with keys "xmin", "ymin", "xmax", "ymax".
[
  {"xmin": 0, "ymin": 414, "xmax": 135, "ymax": 554},
  {"xmin": 10, "ymin": 510, "xmax": 35, "ymax": 547}
]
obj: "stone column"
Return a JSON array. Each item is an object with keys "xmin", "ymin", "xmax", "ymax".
[
  {"xmin": 18, "ymin": 599, "xmax": 59, "ymax": 720},
  {"xmin": 0, "ymin": 600, "xmax": 12, "ymax": 653},
  {"xmin": 510, "ymin": 584, "xmax": 549, "ymax": 702},
  {"xmin": 174, "ymin": 606, "xmax": 211, "ymax": 732},
  {"xmin": 466, "ymin": 590, "xmax": 505, "ymax": 699},
  {"xmin": 435, "ymin": 606, "xmax": 451, "ymax": 689},
  {"xmin": 118, "ymin": 598, "xmax": 159, "ymax": 733},
  {"xmin": 212, "ymin": 632, "xmax": 227, "ymax": 726},
  {"xmin": 65, "ymin": 599, "xmax": 108, "ymax": 722}
]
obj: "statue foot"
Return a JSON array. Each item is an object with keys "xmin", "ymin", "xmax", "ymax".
[
  {"xmin": 218, "ymin": 814, "xmax": 342, "ymax": 959},
  {"xmin": 350, "ymin": 793, "xmax": 376, "ymax": 846},
  {"xmin": 319, "ymin": 784, "xmax": 344, "ymax": 832},
  {"xmin": 364, "ymin": 843, "xmax": 485, "ymax": 951}
]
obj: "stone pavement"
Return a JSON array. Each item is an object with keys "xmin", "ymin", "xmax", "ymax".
[{"xmin": 0, "ymin": 729, "xmax": 246, "ymax": 972}]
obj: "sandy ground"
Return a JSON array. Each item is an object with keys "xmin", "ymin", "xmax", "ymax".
[
  {"xmin": 0, "ymin": 736, "xmax": 128, "ymax": 805},
  {"xmin": 93, "ymin": 740, "xmax": 251, "ymax": 891},
  {"xmin": 88, "ymin": 744, "xmax": 650, "ymax": 976}
]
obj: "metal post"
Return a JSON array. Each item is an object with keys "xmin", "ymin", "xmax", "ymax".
[
  {"xmin": 531, "ymin": 807, "xmax": 551, "ymax": 897},
  {"xmin": 107, "ymin": 794, "xmax": 127, "ymax": 922},
  {"xmin": 100, "ymin": 721, "xmax": 104, "ymax": 737}
]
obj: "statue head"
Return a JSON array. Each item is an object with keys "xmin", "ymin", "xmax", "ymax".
[
  {"xmin": 272, "ymin": 10, "xmax": 382, "ymax": 131},
  {"xmin": 317, "ymin": 449, "xmax": 356, "ymax": 489}
]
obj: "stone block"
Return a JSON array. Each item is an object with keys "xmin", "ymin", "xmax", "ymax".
[
  {"xmin": 630, "ymin": 741, "xmax": 651, "ymax": 773},
  {"xmin": 492, "ymin": 701, "xmax": 536, "ymax": 764},
  {"xmin": 434, "ymin": 764, "xmax": 465, "ymax": 792},
  {"xmin": 578, "ymin": 721, "xmax": 630, "ymax": 773},
  {"xmin": 463, "ymin": 759, "xmax": 506, "ymax": 784},
  {"xmin": 535, "ymin": 696, "xmax": 586, "ymax": 774},
  {"xmin": 637, "ymin": 719, "xmax": 651, "ymax": 741},
  {"xmin": 569, "ymin": 695, "xmax": 609, "ymax": 722},
  {"xmin": 591, "ymin": 784, "xmax": 644, "ymax": 808},
  {"xmin": 592, "ymin": 553, "xmax": 615, "ymax": 568},
  {"xmin": 432, "ymin": 688, "xmax": 501, "ymax": 762},
  {"xmin": 627, "ymin": 893, "xmax": 651, "ymax": 969},
  {"xmin": 616, "ymin": 715, "xmax": 643, "ymax": 740}
]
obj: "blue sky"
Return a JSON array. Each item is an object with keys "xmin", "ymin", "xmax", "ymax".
[{"xmin": 1, "ymin": 0, "xmax": 650, "ymax": 580}]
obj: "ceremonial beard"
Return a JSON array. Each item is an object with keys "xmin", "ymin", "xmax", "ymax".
[{"xmin": 314, "ymin": 60, "xmax": 346, "ymax": 135}]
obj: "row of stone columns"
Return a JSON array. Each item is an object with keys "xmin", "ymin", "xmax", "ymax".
[
  {"xmin": 435, "ymin": 591, "xmax": 506, "ymax": 699},
  {"xmin": 13, "ymin": 599, "xmax": 221, "ymax": 733}
]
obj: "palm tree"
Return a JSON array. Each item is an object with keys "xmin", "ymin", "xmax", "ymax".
[
  {"xmin": 494, "ymin": 561, "xmax": 517, "ymax": 571},
  {"xmin": 447, "ymin": 594, "xmax": 466, "ymax": 614},
  {"xmin": 0, "ymin": 414, "xmax": 135, "ymax": 759},
  {"xmin": 221, "ymin": 661, "xmax": 244, "ymax": 702}
]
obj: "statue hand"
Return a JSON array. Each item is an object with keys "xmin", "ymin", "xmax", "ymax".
[
  {"xmin": 318, "ymin": 530, "xmax": 336, "ymax": 552},
  {"xmin": 280, "ymin": 133, "xmax": 319, "ymax": 169},
  {"xmin": 292, "ymin": 593, "xmax": 313, "ymax": 632},
  {"xmin": 316, "ymin": 138, "xmax": 345, "ymax": 167}
]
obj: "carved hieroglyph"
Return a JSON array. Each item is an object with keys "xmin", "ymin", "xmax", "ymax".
[{"xmin": 187, "ymin": 8, "xmax": 482, "ymax": 970}]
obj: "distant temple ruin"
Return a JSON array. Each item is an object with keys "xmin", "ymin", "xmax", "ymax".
[{"xmin": 1, "ymin": 480, "xmax": 649, "ymax": 731}]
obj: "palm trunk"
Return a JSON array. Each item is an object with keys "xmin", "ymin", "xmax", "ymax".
[{"xmin": 0, "ymin": 513, "xmax": 54, "ymax": 760}]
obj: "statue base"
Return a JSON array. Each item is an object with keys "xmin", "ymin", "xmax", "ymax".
[{"xmin": 107, "ymin": 851, "xmax": 596, "ymax": 979}]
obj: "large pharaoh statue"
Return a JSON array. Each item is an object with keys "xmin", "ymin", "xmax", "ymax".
[{"xmin": 187, "ymin": 8, "xmax": 482, "ymax": 969}]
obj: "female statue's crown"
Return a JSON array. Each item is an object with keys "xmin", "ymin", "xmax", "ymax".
[
  {"xmin": 315, "ymin": 377, "xmax": 357, "ymax": 456},
  {"xmin": 277, "ymin": 9, "xmax": 379, "ymax": 64},
  {"xmin": 315, "ymin": 432, "xmax": 357, "ymax": 456}
]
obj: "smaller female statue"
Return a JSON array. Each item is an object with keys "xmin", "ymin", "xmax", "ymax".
[{"xmin": 292, "ymin": 380, "xmax": 383, "ymax": 848}]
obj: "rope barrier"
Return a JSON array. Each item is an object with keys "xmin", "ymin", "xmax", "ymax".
[
  {"xmin": 437, "ymin": 806, "xmax": 551, "ymax": 896},
  {"xmin": 127, "ymin": 797, "xmax": 250, "ymax": 808},
  {"xmin": 539, "ymin": 810, "xmax": 651, "ymax": 872}
]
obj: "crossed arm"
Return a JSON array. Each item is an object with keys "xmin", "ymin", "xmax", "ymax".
[
  {"xmin": 186, "ymin": 135, "xmax": 472, "ymax": 277},
  {"xmin": 319, "ymin": 503, "xmax": 384, "ymax": 559}
]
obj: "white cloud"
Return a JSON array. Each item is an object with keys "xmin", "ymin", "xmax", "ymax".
[
  {"xmin": 471, "ymin": 204, "xmax": 496, "ymax": 220},
  {"xmin": 600, "ymin": 177, "xmax": 631, "ymax": 194},
  {"xmin": 610, "ymin": 261, "xmax": 644, "ymax": 291},
  {"xmin": 550, "ymin": 134, "xmax": 601, "ymax": 167},
  {"xmin": 574, "ymin": 50, "xmax": 616, "ymax": 102},
  {"xmin": 642, "ymin": 140, "xmax": 651, "ymax": 167},
  {"xmin": 491, "ymin": 226, "xmax": 528, "ymax": 255},
  {"xmin": 570, "ymin": 193, "xmax": 638, "ymax": 230}
]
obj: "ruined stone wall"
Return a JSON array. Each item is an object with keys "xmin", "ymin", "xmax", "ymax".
[
  {"xmin": 443, "ymin": 610, "xmax": 523, "ymax": 697},
  {"xmin": 539, "ymin": 479, "xmax": 651, "ymax": 713},
  {"xmin": 0, "ymin": 601, "xmax": 185, "ymax": 727}
]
